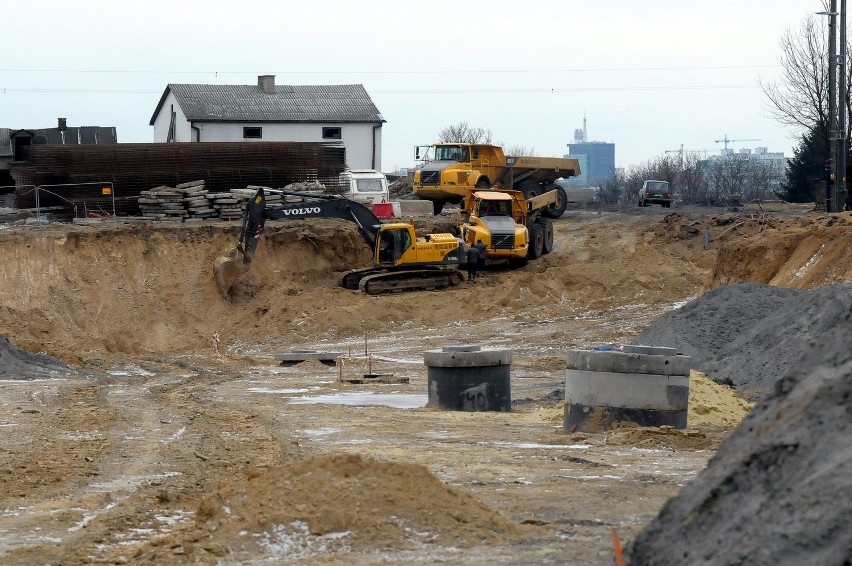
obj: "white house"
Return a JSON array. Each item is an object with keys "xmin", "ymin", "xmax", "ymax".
[{"xmin": 149, "ymin": 75, "xmax": 386, "ymax": 170}]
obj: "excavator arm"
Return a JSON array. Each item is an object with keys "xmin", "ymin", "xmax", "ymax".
[
  {"xmin": 238, "ymin": 188, "xmax": 382, "ymax": 262},
  {"xmin": 215, "ymin": 187, "xmax": 465, "ymax": 299},
  {"xmin": 215, "ymin": 187, "xmax": 383, "ymax": 298}
]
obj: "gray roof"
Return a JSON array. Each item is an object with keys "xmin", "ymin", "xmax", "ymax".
[
  {"xmin": 0, "ymin": 126, "xmax": 116, "ymax": 158},
  {"xmin": 32, "ymin": 126, "xmax": 117, "ymax": 145},
  {"xmin": 150, "ymin": 83, "xmax": 385, "ymax": 125}
]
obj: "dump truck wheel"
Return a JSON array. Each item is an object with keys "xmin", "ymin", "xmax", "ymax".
[
  {"xmin": 475, "ymin": 178, "xmax": 491, "ymax": 189},
  {"xmin": 517, "ymin": 180, "xmax": 540, "ymax": 200},
  {"xmin": 540, "ymin": 219, "xmax": 554, "ymax": 254},
  {"xmin": 543, "ymin": 185, "xmax": 568, "ymax": 218},
  {"xmin": 432, "ymin": 200, "xmax": 445, "ymax": 215},
  {"xmin": 528, "ymin": 222, "xmax": 544, "ymax": 259}
]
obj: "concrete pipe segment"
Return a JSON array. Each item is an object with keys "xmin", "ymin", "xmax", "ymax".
[
  {"xmin": 564, "ymin": 345, "xmax": 691, "ymax": 432},
  {"xmin": 423, "ymin": 345, "xmax": 512, "ymax": 412}
]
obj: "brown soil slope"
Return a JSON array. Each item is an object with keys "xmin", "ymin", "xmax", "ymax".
[
  {"xmin": 3, "ymin": 210, "xmax": 848, "ymax": 365},
  {"xmin": 0, "ymin": 206, "xmax": 850, "ymax": 565}
]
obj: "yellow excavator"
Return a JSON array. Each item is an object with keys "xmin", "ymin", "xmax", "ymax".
[{"xmin": 214, "ymin": 187, "xmax": 466, "ymax": 297}]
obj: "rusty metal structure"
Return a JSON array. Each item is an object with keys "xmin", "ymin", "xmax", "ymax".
[{"xmin": 11, "ymin": 142, "xmax": 348, "ymax": 215}]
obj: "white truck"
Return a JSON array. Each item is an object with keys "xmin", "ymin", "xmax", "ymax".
[{"xmin": 341, "ymin": 169, "xmax": 390, "ymax": 204}]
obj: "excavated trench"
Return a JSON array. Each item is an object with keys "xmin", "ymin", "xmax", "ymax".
[{"xmin": 0, "ymin": 206, "xmax": 850, "ymax": 564}]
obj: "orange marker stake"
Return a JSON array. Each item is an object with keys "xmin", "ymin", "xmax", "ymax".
[{"xmin": 612, "ymin": 529, "xmax": 624, "ymax": 566}]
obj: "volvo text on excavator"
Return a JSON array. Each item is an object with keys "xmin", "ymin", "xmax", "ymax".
[{"xmin": 214, "ymin": 188, "xmax": 466, "ymax": 298}]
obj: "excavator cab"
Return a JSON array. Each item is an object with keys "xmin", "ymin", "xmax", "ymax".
[{"xmin": 376, "ymin": 225, "xmax": 413, "ymax": 265}]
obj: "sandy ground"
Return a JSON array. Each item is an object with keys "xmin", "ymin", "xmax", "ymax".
[{"xmin": 0, "ymin": 201, "xmax": 848, "ymax": 565}]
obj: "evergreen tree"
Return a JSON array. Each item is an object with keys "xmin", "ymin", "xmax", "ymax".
[{"xmin": 780, "ymin": 126, "xmax": 827, "ymax": 202}]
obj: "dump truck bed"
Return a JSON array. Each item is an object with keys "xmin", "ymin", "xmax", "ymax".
[{"xmin": 494, "ymin": 156, "xmax": 581, "ymax": 185}]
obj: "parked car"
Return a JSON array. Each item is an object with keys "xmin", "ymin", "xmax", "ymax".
[{"xmin": 638, "ymin": 180, "xmax": 672, "ymax": 208}]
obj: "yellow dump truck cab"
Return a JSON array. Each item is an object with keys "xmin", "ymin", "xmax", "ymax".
[
  {"xmin": 413, "ymin": 143, "xmax": 580, "ymax": 217},
  {"xmin": 375, "ymin": 224, "xmax": 464, "ymax": 267},
  {"xmin": 457, "ymin": 191, "xmax": 530, "ymax": 262},
  {"xmin": 413, "ymin": 144, "xmax": 502, "ymax": 208},
  {"xmin": 456, "ymin": 188, "xmax": 557, "ymax": 263}
]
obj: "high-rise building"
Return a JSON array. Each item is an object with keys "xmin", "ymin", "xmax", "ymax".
[{"xmin": 562, "ymin": 117, "xmax": 615, "ymax": 188}]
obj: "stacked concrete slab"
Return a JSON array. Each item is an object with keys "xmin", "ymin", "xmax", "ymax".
[
  {"xmin": 178, "ymin": 180, "xmax": 216, "ymax": 221},
  {"xmin": 138, "ymin": 186, "xmax": 187, "ymax": 222},
  {"xmin": 206, "ymin": 193, "xmax": 243, "ymax": 220}
]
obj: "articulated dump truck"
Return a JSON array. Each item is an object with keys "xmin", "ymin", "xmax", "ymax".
[
  {"xmin": 412, "ymin": 143, "xmax": 581, "ymax": 216},
  {"xmin": 456, "ymin": 187, "xmax": 560, "ymax": 265}
]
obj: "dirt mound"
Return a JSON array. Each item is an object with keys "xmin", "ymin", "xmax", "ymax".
[
  {"xmin": 628, "ymin": 320, "xmax": 852, "ymax": 566},
  {"xmin": 0, "ymin": 333, "xmax": 70, "ymax": 379},
  {"xmin": 687, "ymin": 370, "xmax": 753, "ymax": 427},
  {"xmin": 193, "ymin": 454, "xmax": 520, "ymax": 559},
  {"xmin": 710, "ymin": 212, "xmax": 852, "ymax": 288},
  {"xmin": 633, "ymin": 283, "xmax": 852, "ymax": 397}
]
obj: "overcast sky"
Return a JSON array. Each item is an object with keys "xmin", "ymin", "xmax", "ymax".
[{"xmin": 1, "ymin": 0, "xmax": 828, "ymax": 172}]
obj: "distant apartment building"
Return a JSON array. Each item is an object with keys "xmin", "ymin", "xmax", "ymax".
[
  {"xmin": 718, "ymin": 147, "xmax": 786, "ymax": 172},
  {"xmin": 562, "ymin": 119, "xmax": 615, "ymax": 188}
]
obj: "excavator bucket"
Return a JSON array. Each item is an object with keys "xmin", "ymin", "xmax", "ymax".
[{"xmin": 214, "ymin": 251, "xmax": 249, "ymax": 300}]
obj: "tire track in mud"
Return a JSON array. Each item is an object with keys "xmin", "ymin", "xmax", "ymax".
[{"xmin": 0, "ymin": 362, "xmax": 301, "ymax": 564}]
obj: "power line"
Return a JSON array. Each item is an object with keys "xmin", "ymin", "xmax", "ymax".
[
  {"xmin": 2, "ymin": 84, "xmax": 758, "ymax": 95},
  {"xmin": 0, "ymin": 65, "xmax": 779, "ymax": 76}
]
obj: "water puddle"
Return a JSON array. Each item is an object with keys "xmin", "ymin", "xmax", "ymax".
[
  {"xmin": 488, "ymin": 441, "xmax": 591, "ymax": 450},
  {"xmin": 288, "ymin": 392, "xmax": 427, "ymax": 409},
  {"xmin": 300, "ymin": 427, "xmax": 344, "ymax": 437},
  {"xmin": 247, "ymin": 387, "xmax": 311, "ymax": 394}
]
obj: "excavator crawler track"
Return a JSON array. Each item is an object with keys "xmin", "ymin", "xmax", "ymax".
[{"xmin": 357, "ymin": 269, "xmax": 463, "ymax": 295}]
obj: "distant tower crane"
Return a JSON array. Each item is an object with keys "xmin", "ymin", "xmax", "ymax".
[
  {"xmin": 665, "ymin": 144, "xmax": 717, "ymax": 169},
  {"xmin": 714, "ymin": 134, "xmax": 761, "ymax": 150}
]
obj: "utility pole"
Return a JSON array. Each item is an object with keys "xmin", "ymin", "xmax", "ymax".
[
  {"xmin": 839, "ymin": 0, "xmax": 848, "ymax": 211},
  {"xmin": 828, "ymin": 1, "xmax": 838, "ymax": 212}
]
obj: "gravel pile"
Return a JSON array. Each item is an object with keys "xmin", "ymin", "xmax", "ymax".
[
  {"xmin": 632, "ymin": 283, "xmax": 852, "ymax": 396},
  {"xmin": 628, "ymin": 318, "xmax": 852, "ymax": 565},
  {"xmin": 0, "ymin": 334, "xmax": 70, "ymax": 379}
]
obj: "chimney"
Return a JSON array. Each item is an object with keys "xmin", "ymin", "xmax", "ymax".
[
  {"xmin": 258, "ymin": 75, "xmax": 276, "ymax": 94},
  {"xmin": 58, "ymin": 117, "xmax": 67, "ymax": 131}
]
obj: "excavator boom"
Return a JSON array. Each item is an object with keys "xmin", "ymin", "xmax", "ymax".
[{"xmin": 214, "ymin": 187, "xmax": 464, "ymax": 298}]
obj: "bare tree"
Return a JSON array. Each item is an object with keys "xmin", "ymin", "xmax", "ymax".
[
  {"xmin": 760, "ymin": 4, "xmax": 852, "ymax": 142},
  {"xmin": 678, "ymin": 152, "xmax": 708, "ymax": 204},
  {"xmin": 745, "ymin": 159, "xmax": 779, "ymax": 201},
  {"xmin": 501, "ymin": 144, "xmax": 535, "ymax": 156},
  {"xmin": 599, "ymin": 169, "xmax": 628, "ymax": 205},
  {"xmin": 438, "ymin": 122, "xmax": 493, "ymax": 144},
  {"xmin": 704, "ymin": 154, "xmax": 782, "ymax": 204}
]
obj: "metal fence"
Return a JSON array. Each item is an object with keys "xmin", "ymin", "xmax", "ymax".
[
  {"xmin": 10, "ymin": 141, "xmax": 349, "ymax": 216},
  {"xmin": 2, "ymin": 182, "xmax": 117, "ymax": 220}
]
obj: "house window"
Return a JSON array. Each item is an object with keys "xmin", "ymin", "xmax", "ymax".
[
  {"xmin": 322, "ymin": 127, "xmax": 342, "ymax": 140},
  {"xmin": 243, "ymin": 127, "xmax": 263, "ymax": 139}
]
